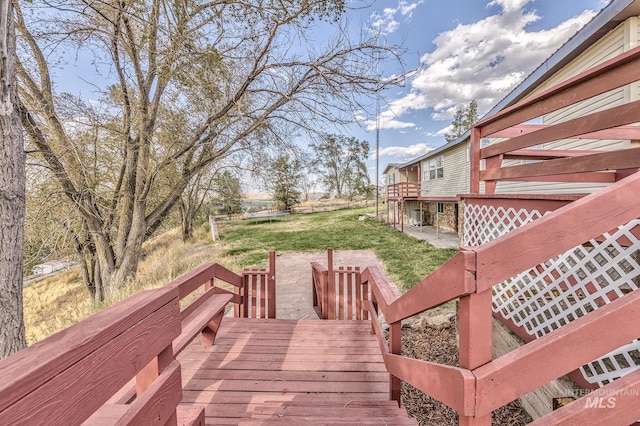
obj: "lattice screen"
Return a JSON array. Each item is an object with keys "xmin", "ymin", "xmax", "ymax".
[
  {"xmin": 465, "ymin": 203, "xmax": 640, "ymax": 387},
  {"xmin": 463, "ymin": 204, "xmax": 547, "ymax": 246}
]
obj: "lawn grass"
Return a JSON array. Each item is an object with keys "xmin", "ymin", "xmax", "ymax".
[
  {"xmin": 218, "ymin": 207, "xmax": 458, "ymax": 291},
  {"xmin": 24, "ymin": 206, "xmax": 458, "ymax": 344}
]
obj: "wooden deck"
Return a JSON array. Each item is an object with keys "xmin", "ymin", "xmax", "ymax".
[{"xmin": 177, "ymin": 317, "xmax": 417, "ymax": 425}]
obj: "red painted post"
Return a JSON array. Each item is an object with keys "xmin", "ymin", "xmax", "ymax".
[
  {"xmin": 268, "ymin": 250, "xmax": 276, "ymax": 318},
  {"xmin": 347, "ymin": 267, "xmax": 353, "ymax": 320},
  {"xmin": 260, "ymin": 272, "xmax": 266, "ymax": 318},
  {"xmin": 321, "ymin": 269, "xmax": 329, "ymax": 319},
  {"xmin": 327, "ymin": 249, "xmax": 336, "ymax": 320},
  {"xmin": 242, "ymin": 275, "xmax": 249, "ymax": 318},
  {"xmin": 389, "ymin": 320, "xmax": 402, "ymax": 406},
  {"xmin": 136, "ymin": 344, "xmax": 174, "ymax": 398},
  {"xmin": 471, "ymin": 126, "xmax": 481, "ymax": 194},
  {"xmin": 362, "ymin": 278, "xmax": 370, "ymax": 321},
  {"xmin": 355, "ymin": 267, "xmax": 362, "ymax": 320},
  {"xmin": 251, "ymin": 272, "xmax": 257, "ymax": 318},
  {"xmin": 202, "ymin": 310, "xmax": 224, "ymax": 346},
  {"xmin": 484, "ymin": 155, "xmax": 503, "ymax": 195},
  {"xmin": 338, "ymin": 267, "xmax": 345, "ymax": 320},
  {"xmin": 459, "ymin": 289, "xmax": 493, "ymax": 426}
]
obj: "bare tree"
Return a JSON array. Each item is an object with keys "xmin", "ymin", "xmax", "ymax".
[
  {"xmin": 15, "ymin": 0, "xmax": 403, "ymax": 301},
  {"xmin": 0, "ymin": 0, "xmax": 26, "ymax": 358},
  {"xmin": 310, "ymin": 133, "xmax": 369, "ymax": 199}
]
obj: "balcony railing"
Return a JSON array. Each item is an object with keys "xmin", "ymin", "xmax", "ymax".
[{"xmin": 386, "ymin": 182, "xmax": 420, "ymax": 199}]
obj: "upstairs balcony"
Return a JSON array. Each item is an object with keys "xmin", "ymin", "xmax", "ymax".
[{"xmin": 386, "ymin": 182, "xmax": 420, "ymax": 200}]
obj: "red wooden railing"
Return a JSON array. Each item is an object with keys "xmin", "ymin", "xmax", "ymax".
[
  {"xmin": 356, "ymin": 172, "xmax": 640, "ymax": 424},
  {"xmin": 470, "ymin": 45, "xmax": 640, "ymax": 194},
  {"xmin": 0, "ymin": 254, "xmax": 275, "ymax": 424},
  {"xmin": 387, "ymin": 182, "xmax": 420, "ymax": 199},
  {"xmin": 0, "ymin": 286, "xmax": 191, "ymax": 425},
  {"xmin": 311, "ymin": 248, "xmax": 369, "ymax": 320},
  {"xmin": 237, "ymin": 250, "xmax": 276, "ymax": 318},
  {"xmin": 343, "ymin": 45, "xmax": 640, "ymax": 425}
]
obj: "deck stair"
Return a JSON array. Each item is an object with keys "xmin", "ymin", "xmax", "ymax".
[
  {"xmin": 239, "ymin": 397, "xmax": 418, "ymax": 424},
  {"xmin": 178, "ymin": 317, "xmax": 417, "ymax": 425}
]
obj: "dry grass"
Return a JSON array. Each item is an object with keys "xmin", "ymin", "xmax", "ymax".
[
  {"xmin": 23, "ymin": 268, "xmax": 90, "ymax": 344},
  {"xmin": 23, "ymin": 223, "xmax": 229, "ymax": 345}
]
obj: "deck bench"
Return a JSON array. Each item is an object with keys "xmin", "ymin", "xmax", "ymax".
[{"xmin": 173, "ymin": 291, "xmax": 233, "ymax": 356}]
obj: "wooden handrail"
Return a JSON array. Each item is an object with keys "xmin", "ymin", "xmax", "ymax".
[
  {"xmin": 476, "ymin": 45, "xmax": 640, "ymax": 136},
  {"xmin": 213, "ymin": 263, "xmax": 243, "ymax": 288},
  {"xmin": 0, "ymin": 287, "xmax": 181, "ymax": 424},
  {"xmin": 358, "ymin": 171, "xmax": 640, "ymax": 422},
  {"xmin": 473, "ymin": 287, "xmax": 640, "ymax": 416},
  {"xmin": 383, "ymin": 251, "xmax": 475, "ymax": 324}
]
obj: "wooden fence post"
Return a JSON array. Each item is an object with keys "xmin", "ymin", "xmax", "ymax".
[
  {"xmin": 268, "ymin": 250, "xmax": 276, "ymax": 318},
  {"xmin": 459, "ymin": 289, "xmax": 493, "ymax": 426},
  {"xmin": 327, "ymin": 248, "xmax": 336, "ymax": 320},
  {"xmin": 389, "ymin": 321, "xmax": 402, "ymax": 406}
]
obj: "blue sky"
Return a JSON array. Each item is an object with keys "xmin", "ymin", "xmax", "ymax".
[
  {"xmin": 50, "ymin": 0, "xmax": 611, "ymax": 188},
  {"xmin": 349, "ymin": 0, "xmax": 610, "ymax": 179}
]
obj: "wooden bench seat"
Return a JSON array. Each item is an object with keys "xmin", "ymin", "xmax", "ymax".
[{"xmin": 173, "ymin": 291, "xmax": 233, "ymax": 356}]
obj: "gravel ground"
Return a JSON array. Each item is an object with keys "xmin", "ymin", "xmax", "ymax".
[{"xmin": 400, "ymin": 317, "xmax": 533, "ymax": 425}]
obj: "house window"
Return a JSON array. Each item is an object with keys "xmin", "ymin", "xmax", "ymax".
[
  {"xmin": 389, "ymin": 174, "xmax": 395, "ymax": 184},
  {"xmin": 437, "ymin": 202, "xmax": 444, "ymax": 213},
  {"xmin": 422, "ymin": 170, "xmax": 429, "ymax": 181},
  {"xmin": 480, "ymin": 138, "xmax": 491, "ymax": 169},
  {"xmin": 428, "ymin": 156, "xmax": 444, "ymax": 180}
]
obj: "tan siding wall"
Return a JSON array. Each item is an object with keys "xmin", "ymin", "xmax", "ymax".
[
  {"xmin": 496, "ymin": 18, "xmax": 640, "ymax": 195},
  {"xmin": 420, "ymin": 142, "xmax": 470, "ymax": 197},
  {"xmin": 532, "ymin": 24, "xmax": 625, "ymax": 95}
]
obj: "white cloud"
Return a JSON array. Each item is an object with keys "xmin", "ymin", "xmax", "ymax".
[
  {"xmin": 374, "ymin": 143, "xmax": 433, "ymax": 160},
  {"xmin": 377, "ymin": 1, "xmax": 597, "ymax": 127},
  {"xmin": 370, "ymin": 0, "xmax": 424, "ymax": 35}
]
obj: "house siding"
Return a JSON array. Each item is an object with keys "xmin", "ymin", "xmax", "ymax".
[
  {"xmin": 420, "ymin": 142, "xmax": 469, "ymax": 197},
  {"xmin": 495, "ymin": 18, "xmax": 639, "ymax": 195}
]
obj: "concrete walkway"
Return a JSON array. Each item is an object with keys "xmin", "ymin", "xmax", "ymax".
[
  {"xmin": 393, "ymin": 224, "xmax": 460, "ymax": 249},
  {"xmin": 274, "ymin": 250, "xmax": 400, "ymax": 320}
]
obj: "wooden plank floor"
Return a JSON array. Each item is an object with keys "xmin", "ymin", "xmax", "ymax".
[{"xmin": 177, "ymin": 317, "xmax": 396, "ymax": 425}]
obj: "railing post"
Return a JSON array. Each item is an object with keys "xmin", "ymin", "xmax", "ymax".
[
  {"xmin": 136, "ymin": 344, "xmax": 174, "ymax": 398},
  {"xmin": 321, "ymin": 269, "xmax": 329, "ymax": 319},
  {"xmin": 327, "ymin": 248, "xmax": 336, "ymax": 320},
  {"xmin": 268, "ymin": 250, "xmax": 276, "ymax": 318},
  {"xmin": 458, "ymin": 289, "xmax": 493, "ymax": 426},
  {"xmin": 471, "ymin": 126, "xmax": 481, "ymax": 194},
  {"xmin": 389, "ymin": 320, "xmax": 402, "ymax": 406}
]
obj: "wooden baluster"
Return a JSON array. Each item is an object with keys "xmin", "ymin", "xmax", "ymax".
[
  {"xmin": 459, "ymin": 289, "xmax": 493, "ymax": 426},
  {"xmin": 338, "ymin": 267, "xmax": 345, "ymax": 320},
  {"xmin": 327, "ymin": 249, "xmax": 336, "ymax": 320},
  {"xmin": 251, "ymin": 271, "xmax": 257, "ymax": 318},
  {"xmin": 355, "ymin": 267, "xmax": 362, "ymax": 320},
  {"xmin": 346, "ymin": 267, "xmax": 353, "ymax": 320},
  {"xmin": 322, "ymin": 269, "xmax": 329, "ymax": 319},
  {"xmin": 268, "ymin": 250, "xmax": 276, "ymax": 319},
  {"xmin": 242, "ymin": 274, "xmax": 249, "ymax": 318},
  {"xmin": 389, "ymin": 321, "xmax": 402, "ymax": 406}
]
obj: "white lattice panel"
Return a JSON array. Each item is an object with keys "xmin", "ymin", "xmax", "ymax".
[
  {"xmin": 466, "ymin": 203, "xmax": 640, "ymax": 387},
  {"xmin": 463, "ymin": 204, "xmax": 547, "ymax": 246}
]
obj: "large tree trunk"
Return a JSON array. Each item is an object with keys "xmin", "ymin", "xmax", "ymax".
[{"xmin": 0, "ymin": 0, "xmax": 27, "ymax": 358}]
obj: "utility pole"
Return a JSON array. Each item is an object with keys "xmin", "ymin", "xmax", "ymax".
[{"xmin": 375, "ymin": 95, "xmax": 380, "ymax": 218}]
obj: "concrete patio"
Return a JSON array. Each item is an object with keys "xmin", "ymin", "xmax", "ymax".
[{"xmin": 393, "ymin": 223, "xmax": 460, "ymax": 249}]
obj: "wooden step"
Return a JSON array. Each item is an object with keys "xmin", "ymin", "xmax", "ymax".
[
  {"xmin": 177, "ymin": 318, "xmax": 411, "ymax": 425},
  {"xmin": 239, "ymin": 396, "xmax": 418, "ymax": 425}
]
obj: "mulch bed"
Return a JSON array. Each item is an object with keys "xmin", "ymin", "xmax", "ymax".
[{"xmin": 399, "ymin": 317, "xmax": 533, "ymax": 425}]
